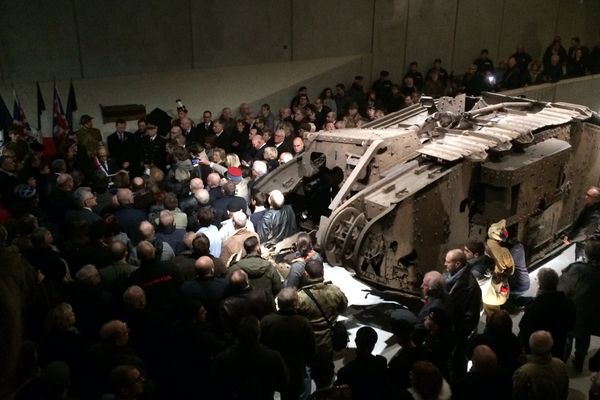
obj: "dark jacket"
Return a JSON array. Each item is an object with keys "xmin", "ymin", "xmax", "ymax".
[
  {"xmin": 518, "ymin": 290, "xmax": 576, "ymax": 358},
  {"xmin": 211, "ymin": 343, "xmax": 289, "ymax": 400},
  {"xmin": 126, "ymin": 259, "xmax": 182, "ymax": 313},
  {"xmin": 181, "ymin": 276, "xmax": 228, "ymax": 325},
  {"xmin": 141, "ymin": 134, "xmax": 167, "ymax": 170},
  {"xmin": 220, "ymin": 286, "xmax": 275, "ymax": 335},
  {"xmin": 447, "ymin": 266, "xmax": 482, "ymax": 341},
  {"xmin": 156, "ymin": 225, "xmax": 186, "ymax": 254},
  {"xmin": 558, "ymin": 260, "xmax": 600, "ymax": 336},
  {"xmin": 212, "ymin": 195, "xmax": 248, "ymax": 222},
  {"xmin": 261, "ymin": 311, "xmax": 316, "ymax": 395},
  {"xmin": 106, "ymin": 131, "xmax": 139, "ymax": 170},
  {"xmin": 257, "ymin": 205, "xmax": 298, "ymax": 245},
  {"xmin": 114, "ymin": 205, "xmax": 148, "ymax": 245},
  {"xmin": 568, "ymin": 203, "xmax": 600, "ymax": 241},
  {"xmin": 336, "ymin": 353, "xmax": 388, "ymax": 400}
]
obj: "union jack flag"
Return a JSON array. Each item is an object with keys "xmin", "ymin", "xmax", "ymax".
[
  {"xmin": 52, "ymin": 82, "xmax": 69, "ymax": 143},
  {"xmin": 12, "ymin": 90, "xmax": 32, "ymax": 134}
]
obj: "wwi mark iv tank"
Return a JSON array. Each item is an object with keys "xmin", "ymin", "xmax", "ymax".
[{"xmin": 254, "ymin": 93, "xmax": 600, "ymax": 295}]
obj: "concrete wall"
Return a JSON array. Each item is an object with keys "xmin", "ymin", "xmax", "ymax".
[
  {"xmin": 0, "ymin": 55, "xmax": 367, "ymax": 138},
  {"xmin": 1, "ymin": 0, "xmax": 599, "ymax": 83},
  {"xmin": 502, "ymin": 74, "xmax": 600, "ymax": 112}
]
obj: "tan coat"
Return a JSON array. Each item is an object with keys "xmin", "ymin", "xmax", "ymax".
[{"xmin": 220, "ymin": 228, "xmax": 258, "ymax": 266}]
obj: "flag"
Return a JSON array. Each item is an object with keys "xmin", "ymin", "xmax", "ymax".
[
  {"xmin": 36, "ymin": 82, "xmax": 46, "ymax": 131},
  {"xmin": 66, "ymin": 81, "xmax": 77, "ymax": 130},
  {"xmin": 52, "ymin": 82, "xmax": 69, "ymax": 144},
  {"xmin": 0, "ymin": 94, "xmax": 13, "ymax": 147},
  {"xmin": 12, "ymin": 90, "xmax": 31, "ymax": 134},
  {"xmin": 37, "ymin": 82, "xmax": 56, "ymax": 159}
]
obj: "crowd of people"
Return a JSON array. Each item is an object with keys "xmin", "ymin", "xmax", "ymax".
[{"xmin": 1, "ymin": 33, "xmax": 600, "ymax": 400}]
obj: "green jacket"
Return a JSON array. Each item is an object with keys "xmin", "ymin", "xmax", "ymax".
[{"xmin": 228, "ymin": 255, "xmax": 282, "ymax": 297}]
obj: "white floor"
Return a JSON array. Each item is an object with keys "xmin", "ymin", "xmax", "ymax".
[{"xmin": 325, "ymin": 244, "xmax": 596, "ymax": 400}]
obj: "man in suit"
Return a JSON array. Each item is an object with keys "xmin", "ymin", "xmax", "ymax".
[
  {"xmin": 271, "ymin": 128, "xmax": 294, "ymax": 156},
  {"xmin": 211, "ymin": 119, "xmax": 231, "ymax": 151},
  {"xmin": 196, "ymin": 110, "xmax": 214, "ymax": 145},
  {"xmin": 180, "ymin": 117, "xmax": 202, "ymax": 145},
  {"xmin": 251, "ymin": 134, "xmax": 267, "ymax": 161},
  {"xmin": 141, "ymin": 121, "xmax": 167, "ymax": 172},
  {"xmin": 92, "ymin": 145, "xmax": 118, "ymax": 177},
  {"xmin": 65, "ymin": 186, "xmax": 102, "ymax": 227},
  {"xmin": 107, "ymin": 119, "xmax": 139, "ymax": 174}
]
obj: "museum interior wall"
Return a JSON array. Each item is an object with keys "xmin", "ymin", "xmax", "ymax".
[{"xmin": 0, "ymin": 0, "xmax": 599, "ymax": 135}]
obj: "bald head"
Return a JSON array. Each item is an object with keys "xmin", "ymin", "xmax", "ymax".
[
  {"xmin": 123, "ymin": 286, "xmax": 146, "ymax": 311},
  {"xmin": 194, "ymin": 256, "xmax": 214, "ymax": 278},
  {"xmin": 132, "ymin": 177, "xmax": 145, "ymax": 190},
  {"xmin": 471, "ymin": 345, "xmax": 497, "ymax": 373},
  {"xmin": 110, "ymin": 239, "xmax": 128, "ymax": 262},
  {"xmin": 529, "ymin": 330, "xmax": 553, "ymax": 356},
  {"xmin": 139, "ymin": 220, "xmax": 155, "ymax": 240},
  {"xmin": 230, "ymin": 269, "xmax": 249, "ymax": 291},
  {"xmin": 444, "ymin": 249, "xmax": 467, "ymax": 274},
  {"xmin": 194, "ymin": 188, "xmax": 210, "ymax": 205},
  {"xmin": 190, "ymin": 177, "xmax": 204, "ymax": 192},
  {"xmin": 207, "ymin": 173, "xmax": 221, "ymax": 188},
  {"xmin": 137, "ymin": 240, "xmax": 156, "ymax": 262},
  {"xmin": 421, "ymin": 270, "xmax": 444, "ymax": 297},
  {"xmin": 277, "ymin": 288, "xmax": 298, "ymax": 312},
  {"xmin": 159, "ymin": 210, "xmax": 175, "ymax": 228},
  {"xmin": 269, "ymin": 190, "xmax": 285, "ymax": 209},
  {"xmin": 117, "ymin": 188, "xmax": 134, "ymax": 205},
  {"xmin": 99, "ymin": 320, "xmax": 129, "ymax": 346},
  {"xmin": 232, "ymin": 211, "xmax": 247, "ymax": 229},
  {"xmin": 585, "ymin": 186, "xmax": 600, "ymax": 207}
]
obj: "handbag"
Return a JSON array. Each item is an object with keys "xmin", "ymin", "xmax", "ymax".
[{"xmin": 303, "ymin": 288, "xmax": 349, "ymax": 351}]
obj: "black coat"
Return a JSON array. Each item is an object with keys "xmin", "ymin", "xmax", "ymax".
[
  {"xmin": 211, "ymin": 343, "xmax": 289, "ymax": 400},
  {"xmin": 141, "ymin": 134, "xmax": 167, "ymax": 170},
  {"xmin": 447, "ymin": 266, "xmax": 482, "ymax": 341},
  {"xmin": 518, "ymin": 291, "xmax": 576, "ymax": 358},
  {"xmin": 107, "ymin": 131, "xmax": 139, "ymax": 170},
  {"xmin": 114, "ymin": 205, "xmax": 148, "ymax": 245},
  {"xmin": 260, "ymin": 311, "xmax": 315, "ymax": 394},
  {"xmin": 126, "ymin": 259, "xmax": 183, "ymax": 313},
  {"xmin": 568, "ymin": 203, "xmax": 600, "ymax": 241},
  {"xmin": 256, "ymin": 205, "xmax": 298, "ymax": 245},
  {"xmin": 558, "ymin": 260, "xmax": 600, "ymax": 336}
]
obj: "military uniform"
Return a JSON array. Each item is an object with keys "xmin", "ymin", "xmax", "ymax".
[
  {"xmin": 297, "ymin": 280, "xmax": 348, "ymax": 354},
  {"xmin": 75, "ymin": 126, "xmax": 103, "ymax": 156}
]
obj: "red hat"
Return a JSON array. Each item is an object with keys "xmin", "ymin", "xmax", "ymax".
[{"xmin": 227, "ymin": 166, "xmax": 243, "ymax": 183}]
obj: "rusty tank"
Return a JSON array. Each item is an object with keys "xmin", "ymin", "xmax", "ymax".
[{"xmin": 254, "ymin": 93, "xmax": 600, "ymax": 295}]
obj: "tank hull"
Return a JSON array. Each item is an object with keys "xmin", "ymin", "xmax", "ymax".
[{"xmin": 255, "ymin": 94, "xmax": 600, "ymax": 294}]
